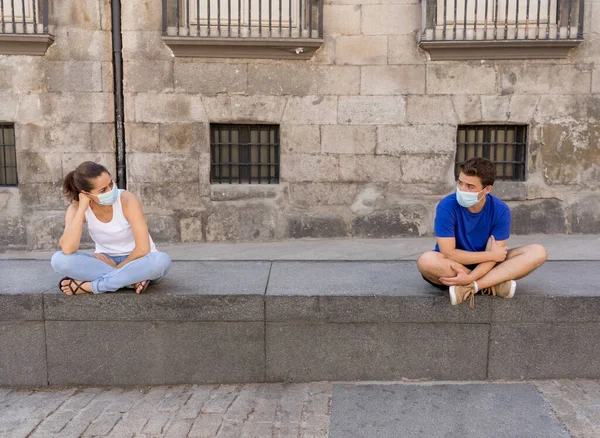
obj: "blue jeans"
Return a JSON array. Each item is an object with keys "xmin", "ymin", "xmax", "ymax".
[{"xmin": 51, "ymin": 251, "xmax": 172, "ymax": 294}]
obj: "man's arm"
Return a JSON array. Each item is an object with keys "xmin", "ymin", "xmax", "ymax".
[{"xmin": 437, "ymin": 237, "xmax": 507, "ymax": 265}]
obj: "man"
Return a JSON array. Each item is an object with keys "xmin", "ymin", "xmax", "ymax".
[{"xmin": 417, "ymin": 157, "xmax": 547, "ymax": 308}]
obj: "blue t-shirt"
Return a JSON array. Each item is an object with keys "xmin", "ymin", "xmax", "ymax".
[{"xmin": 434, "ymin": 193, "xmax": 511, "ymax": 252}]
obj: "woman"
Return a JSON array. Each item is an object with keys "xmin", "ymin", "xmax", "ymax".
[{"xmin": 51, "ymin": 161, "xmax": 171, "ymax": 295}]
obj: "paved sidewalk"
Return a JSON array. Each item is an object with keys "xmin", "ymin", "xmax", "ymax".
[{"xmin": 1, "ymin": 380, "xmax": 599, "ymax": 438}]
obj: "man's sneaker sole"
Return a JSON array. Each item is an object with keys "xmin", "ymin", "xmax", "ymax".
[{"xmin": 448, "ymin": 286, "xmax": 458, "ymax": 305}]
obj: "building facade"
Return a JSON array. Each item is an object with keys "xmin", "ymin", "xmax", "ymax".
[{"xmin": 0, "ymin": 0, "xmax": 599, "ymax": 250}]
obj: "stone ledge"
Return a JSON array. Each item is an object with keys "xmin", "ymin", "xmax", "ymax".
[
  {"xmin": 419, "ymin": 39, "xmax": 582, "ymax": 60},
  {"xmin": 163, "ymin": 36, "xmax": 323, "ymax": 59},
  {"xmin": 0, "ymin": 34, "xmax": 54, "ymax": 56}
]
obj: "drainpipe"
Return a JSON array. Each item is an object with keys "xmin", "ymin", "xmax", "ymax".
[{"xmin": 111, "ymin": 0, "xmax": 126, "ymax": 189}]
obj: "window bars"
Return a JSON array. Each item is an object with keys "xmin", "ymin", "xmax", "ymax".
[
  {"xmin": 0, "ymin": 0, "xmax": 49, "ymax": 34},
  {"xmin": 0, "ymin": 124, "xmax": 17, "ymax": 186}
]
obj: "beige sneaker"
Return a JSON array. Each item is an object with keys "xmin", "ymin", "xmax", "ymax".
[
  {"xmin": 449, "ymin": 283, "xmax": 477, "ymax": 308},
  {"xmin": 481, "ymin": 280, "xmax": 517, "ymax": 299}
]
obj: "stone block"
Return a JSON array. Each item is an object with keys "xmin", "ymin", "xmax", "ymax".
[
  {"xmin": 388, "ymin": 34, "xmax": 427, "ymax": 64},
  {"xmin": 45, "ymin": 29, "xmax": 112, "ymax": 62},
  {"xmin": 45, "ymin": 123, "xmax": 91, "ymax": 152},
  {"xmin": 206, "ymin": 203, "xmax": 277, "ymax": 241},
  {"xmin": 201, "ymin": 96, "xmax": 233, "ymax": 122},
  {"xmin": 571, "ymin": 195, "xmax": 600, "ymax": 233},
  {"xmin": 534, "ymin": 95, "xmax": 589, "ymax": 123},
  {"xmin": 427, "ymin": 64, "xmax": 497, "ymax": 95},
  {"xmin": 361, "ymin": 66, "xmax": 426, "ymax": 95},
  {"xmin": 43, "ymin": 92, "xmax": 114, "ymax": 123},
  {"xmin": 280, "ymin": 125, "xmax": 320, "ymax": 154},
  {"xmin": 321, "ymin": 125, "xmax": 376, "ymax": 155},
  {"xmin": 0, "ymin": 57, "xmax": 43, "ymax": 92},
  {"xmin": 488, "ymin": 323, "xmax": 600, "ymax": 379},
  {"xmin": 405, "ymin": 95, "xmax": 458, "ymax": 124},
  {"xmin": 135, "ymin": 93, "xmax": 207, "ymax": 123},
  {"xmin": 248, "ymin": 64, "xmax": 317, "ymax": 96},
  {"xmin": 45, "ymin": 61, "xmax": 103, "ymax": 92},
  {"xmin": 335, "ymin": 36, "xmax": 387, "ymax": 65},
  {"xmin": 131, "ymin": 182, "xmax": 204, "ymax": 210},
  {"xmin": 491, "ymin": 181, "xmax": 527, "ymax": 201},
  {"xmin": 159, "ymin": 123, "xmax": 208, "ymax": 154},
  {"xmin": 499, "ymin": 64, "xmax": 592, "ymax": 95},
  {"xmin": 318, "ymin": 66, "xmax": 361, "ymax": 95},
  {"xmin": 26, "ymin": 212, "xmax": 65, "ymax": 250},
  {"xmin": 46, "ymin": 321, "xmax": 265, "ymax": 385},
  {"xmin": 339, "ymin": 155, "xmax": 403, "ymax": 182},
  {"xmin": 210, "ymin": 185, "xmax": 283, "ymax": 202},
  {"xmin": 18, "ymin": 183, "xmax": 67, "ymax": 210},
  {"xmin": 14, "ymin": 93, "xmax": 44, "ymax": 124},
  {"xmin": 0, "ymin": 322, "xmax": 47, "ymax": 386},
  {"xmin": 350, "ymin": 184, "xmax": 384, "ymax": 215},
  {"xmin": 181, "ymin": 217, "xmax": 203, "ymax": 242},
  {"xmin": 352, "ymin": 205, "xmax": 429, "ymax": 237},
  {"xmin": 323, "ymin": 5, "xmax": 361, "ymax": 35},
  {"xmin": 128, "ymin": 153, "xmax": 200, "ymax": 183},
  {"xmin": 282, "ymin": 96, "xmax": 337, "ymax": 125},
  {"xmin": 125, "ymin": 61, "xmax": 174, "ymax": 92},
  {"xmin": 16, "ymin": 152, "xmax": 62, "ymax": 183},
  {"xmin": 400, "ymin": 154, "xmax": 454, "ymax": 184},
  {"xmin": 280, "ymin": 154, "xmax": 339, "ymax": 183},
  {"xmin": 122, "ymin": 31, "xmax": 175, "ymax": 61},
  {"xmin": 509, "ymin": 199, "xmax": 567, "ymax": 234},
  {"xmin": 0, "ymin": 259, "xmax": 59, "ymax": 296},
  {"xmin": 91, "ymin": 123, "xmax": 116, "ymax": 152},
  {"xmin": 286, "ymin": 214, "xmax": 349, "ymax": 238},
  {"xmin": 361, "ymin": 4, "xmax": 420, "ymax": 35},
  {"xmin": 14, "ymin": 124, "xmax": 45, "ymax": 152},
  {"xmin": 313, "ymin": 33, "xmax": 336, "ymax": 65},
  {"xmin": 101, "ymin": 61, "xmax": 114, "ymax": 92},
  {"xmin": 452, "ymin": 95, "xmax": 483, "ymax": 123},
  {"xmin": 62, "ymin": 153, "xmax": 116, "ymax": 178},
  {"xmin": 0, "ymin": 295, "xmax": 43, "ymax": 321},
  {"xmin": 0, "ymin": 93, "xmax": 16, "ymax": 120},
  {"xmin": 122, "ymin": 0, "xmax": 163, "ymax": 31},
  {"xmin": 48, "ymin": 0, "xmax": 103, "ymax": 29},
  {"xmin": 176, "ymin": 62, "xmax": 246, "ymax": 94},
  {"xmin": 266, "ymin": 322, "xmax": 489, "ymax": 381},
  {"xmin": 377, "ymin": 125, "xmax": 456, "ymax": 155},
  {"xmin": 0, "ymin": 216, "xmax": 27, "ymax": 248},
  {"xmin": 125, "ymin": 123, "xmax": 160, "ymax": 153},
  {"xmin": 481, "ymin": 95, "xmax": 510, "ymax": 121},
  {"xmin": 339, "ymin": 96, "xmax": 405, "ymax": 125},
  {"xmin": 230, "ymin": 96, "xmax": 287, "ymax": 123},
  {"xmin": 146, "ymin": 214, "xmax": 181, "ymax": 243},
  {"xmin": 289, "ymin": 183, "xmax": 358, "ymax": 206}
]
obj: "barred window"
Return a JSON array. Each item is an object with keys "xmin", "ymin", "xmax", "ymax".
[
  {"xmin": 210, "ymin": 124, "xmax": 280, "ymax": 184},
  {"xmin": 0, "ymin": 124, "xmax": 17, "ymax": 186},
  {"xmin": 455, "ymin": 125, "xmax": 527, "ymax": 181}
]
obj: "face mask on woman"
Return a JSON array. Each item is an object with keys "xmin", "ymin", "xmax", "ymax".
[
  {"xmin": 456, "ymin": 187, "xmax": 484, "ymax": 208},
  {"xmin": 91, "ymin": 182, "xmax": 119, "ymax": 206}
]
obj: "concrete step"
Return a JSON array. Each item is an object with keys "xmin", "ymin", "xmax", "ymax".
[{"xmin": 1, "ymin": 260, "xmax": 599, "ymax": 386}]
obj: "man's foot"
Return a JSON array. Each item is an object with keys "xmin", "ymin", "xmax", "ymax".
[
  {"xmin": 133, "ymin": 280, "xmax": 151, "ymax": 294},
  {"xmin": 59, "ymin": 277, "xmax": 92, "ymax": 295},
  {"xmin": 481, "ymin": 280, "xmax": 516, "ymax": 299},
  {"xmin": 449, "ymin": 283, "xmax": 477, "ymax": 308}
]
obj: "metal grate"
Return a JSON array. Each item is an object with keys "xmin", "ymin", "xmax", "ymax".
[
  {"xmin": 0, "ymin": 124, "xmax": 18, "ymax": 186},
  {"xmin": 455, "ymin": 125, "xmax": 527, "ymax": 181},
  {"xmin": 210, "ymin": 124, "xmax": 280, "ymax": 184},
  {"xmin": 0, "ymin": 0, "xmax": 49, "ymax": 35}
]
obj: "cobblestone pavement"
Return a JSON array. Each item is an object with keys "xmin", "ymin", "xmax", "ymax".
[{"xmin": 0, "ymin": 380, "xmax": 599, "ymax": 438}]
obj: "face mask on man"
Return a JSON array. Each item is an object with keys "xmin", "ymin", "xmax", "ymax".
[{"xmin": 456, "ymin": 187, "xmax": 484, "ymax": 208}]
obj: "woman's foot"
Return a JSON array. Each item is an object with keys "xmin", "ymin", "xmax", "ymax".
[
  {"xmin": 133, "ymin": 280, "xmax": 151, "ymax": 294},
  {"xmin": 59, "ymin": 277, "xmax": 93, "ymax": 295}
]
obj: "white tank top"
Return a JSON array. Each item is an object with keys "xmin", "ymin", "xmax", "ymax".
[{"xmin": 84, "ymin": 190, "xmax": 157, "ymax": 256}]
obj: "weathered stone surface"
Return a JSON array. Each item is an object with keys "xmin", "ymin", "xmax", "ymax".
[
  {"xmin": 0, "ymin": 93, "xmax": 16, "ymax": 121},
  {"xmin": 323, "ymin": 5, "xmax": 361, "ymax": 35},
  {"xmin": 48, "ymin": 0, "xmax": 103, "ymax": 30},
  {"xmin": 571, "ymin": 195, "xmax": 600, "ymax": 233},
  {"xmin": 230, "ymin": 96, "xmax": 287, "ymax": 122},
  {"xmin": 388, "ymin": 34, "xmax": 427, "ymax": 64},
  {"xmin": 131, "ymin": 182, "xmax": 204, "ymax": 210},
  {"xmin": 159, "ymin": 123, "xmax": 208, "ymax": 154},
  {"xmin": 125, "ymin": 123, "xmax": 160, "ymax": 153},
  {"xmin": 280, "ymin": 125, "xmax": 320, "ymax": 154},
  {"xmin": 361, "ymin": 66, "xmax": 425, "ymax": 95},
  {"xmin": 289, "ymin": 183, "xmax": 358, "ymax": 206},
  {"xmin": 427, "ymin": 64, "xmax": 497, "ymax": 95},
  {"xmin": 135, "ymin": 93, "xmax": 207, "ymax": 123},
  {"xmin": 491, "ymin": 181, "xmax": 527, "ymax": 201},
  {"xmin": 499, "ymin": 64, "xmax": 592, "ymax": 95},
  {"xmin": 146, "ymin": 214, "xmax": 181, "ymax": 243},
  {"xmin": 125, "ymin": 61, "xmax": 174, "ymax": 92},
  {"xmin": 16, "ymin": 152, "xmax": 63, "ymax": 183},
  {"xmin": 62, "ymin": 153, "xmax": 116, "ymax": 178},
  {"xmin": 27, "ymin": 212, "xmax": 64, "ymax": 250},
  {"xmin": 122, "ymin": 31, "xmax": 174, "ymax": 61},
  {"xmin": 507, "ymin": 95, "xmax": 541, "ymax": 122},
  {"xmin": 210, "ymin": 185, "xmax": 283, "ymax": 202},
  {"xmin": 101, "ymin": 61, "xmax": 114, "ymax": 92},
  {"xmin": 18, "ymin": 183, "xmax": 67, "ymax": 210},
  {"xmin": 282, "ymin": 96, "xmax": 337, "ymax": 125},
  {"xmin": 176, "ymin": 62, "xmax": 246, "ymax": 94},
  {"xmin": 206, "ymin": 203, "xmax": 277, "ymax": 241},
  {"xmin": 128, "ymin": 153, "xmax": 200, "ymax": 183},
  {"xmin": 361, "ymin": 4, "xmax": 420, "ymax": 35},
  {"xmin": 350, "ymin": 185, "xmax": 384, "ymax": 215},
  {"xmin": 451, "ymin": 95, "xmax": 483, "ymax": 123},
  {"xmin": 318, "ymin": 66, "xmax": 361, "ymax": 95},
  {"xmin": 45, "ymin": 29, "xmax": 112, "ymax": 62},
  {"xmin": 0, "ymin": 58, "xmax": 44, "ymax": 92},
  {"xmin": 534, "ymin": 95, "xmax": 589, "ymax": 123},
  {"xmin": 481, "ymin": 95, "xmax": 510, "ymax": 121},
  {"xmin": 339, "ymin": 155, "xmax": 403, "ymax": 182},
  {"xmin": 122, "ymin": 0, "xmax": 163, "ymax": 31},
  {"xmin": 321, "ymin": 125, "xmax": 376, "ymax": 155},
  {"xmin": 335, "ymin": 36, "xmax": 388, "ymax": 65},
  {"xmin": 45, "ymin": 61, "xmax": 103, "ymax": 92},
  {"xmin": 14, "ymin": 93, "xmax": 44, "ymax": 124},
  {"xmin": 287, "ymin": 214, "xmax": 349, "ymax": 238},
  {"xmin": 0, "ymin": 322, "xmax": 47, "ymax": 386},
  {"xmin": 15, "ymin": 124, "xmax": 45, "ymax": 152},
  {"xmin": 91, "ymin": 123, "xmax": 116, "ymax": 152},
  {"xmin": 351, "ymin": 204, "xmax": 429, "ymax": 237},
  {"xmin": 43, "ymin": 93, "xmax": 114, "ymax": 123},
  {"xmin": 377, "ymin": 125, "xmax": 456, "ymax": 155},
  {"xmin": 400, "ymin": 155, "xmax": 454, "ymax": 184},
  {"xmin": 0, "ymin": 216, "xmax": 27, "ymax": 248},
  {"xmin": 338, "ymin": 96, "xmax": 405, "ymax": 125},
  {"xmin": 44, "ymin": 123, "xmax": 91, "ymax": 152},
  {"xmin": 509, "ymin": 199, "xmax": 567, "ymax": 234},
  {"xmin": 280, "ymin": 154, "xmax": 339, "ymax": 183},
  {"xmin": 181, "ymin": 217, "xmax": 203, "ymax": 243},
  {"xmin": 248, "ymin": 64, "xmax": 317, "ymax": 96}
]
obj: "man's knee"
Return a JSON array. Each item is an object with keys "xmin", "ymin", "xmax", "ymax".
[
  {"xmin": 528, "ymin": 243, "xmax": 548, "ymax": 267},
  {"xmin": 417, "ymin": 251, "xmax": 441, "ymax": 273}
]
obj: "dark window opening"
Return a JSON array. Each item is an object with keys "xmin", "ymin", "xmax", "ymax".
[{"xmin": 0, "ymin": 124, "xmax": 17, "ymax": 186}]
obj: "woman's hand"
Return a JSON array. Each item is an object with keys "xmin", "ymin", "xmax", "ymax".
[
  {"xmin": 93, "ymin": 253, "xmax": 117, "ymax": 268},
  {"xmin": 77, "ymin": 192, "xmax": 92, "ymax": 209}
]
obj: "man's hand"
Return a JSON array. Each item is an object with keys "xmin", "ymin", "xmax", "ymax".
[
  {"xmin": 440, "ymin": 263, "xmax": 472, "ymax": 286},
  {"xmin": 488, "ymin": 236, "xmax": 508, "ymax": 262},
  {"xmin": 93, "ymin": 253, "xmax": 117, "ymax": 268}
]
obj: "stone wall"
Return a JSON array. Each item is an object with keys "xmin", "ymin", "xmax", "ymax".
[{"xmin": 1, "ymin": 0, "xmax": 599, "ymax": 250}]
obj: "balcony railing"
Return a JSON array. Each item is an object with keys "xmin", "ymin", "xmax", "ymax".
[
  {"xmin": 420, "ymin": 0, "xmax": 584, "ymax": 59},
  {"xmin": 0, "ymin": 0, "xmax": 48, "ymax": 35}
]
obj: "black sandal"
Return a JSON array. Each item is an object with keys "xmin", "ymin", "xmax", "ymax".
[{"xmin": 58, "ymin": 277, "xmax": 88, "ymax": 296}]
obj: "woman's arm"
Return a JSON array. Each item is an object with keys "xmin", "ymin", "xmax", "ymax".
[
  {"xmin": 58, "ymin": 195, "xmax": 90, "ymax": 255},
  {"xmin": 117, "ymin": 191, "xmax": 151, "ymax": 269}
]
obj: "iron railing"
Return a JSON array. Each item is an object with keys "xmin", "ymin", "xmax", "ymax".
[
  {"xmin": 0, "ymin": 0, "xmax": 49, "ymax": 34},
  {"xmin": 162, "ymin": 0, "xmax": 323, "ymax": 38},
  {"xmin": 421, "ymin": 0, "xmax": 583, "ymax": 41},
  {"xmin": 455, "ymin": 125, "xmax": 527, "ymax": 181}
]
